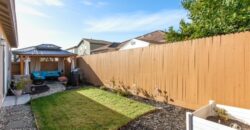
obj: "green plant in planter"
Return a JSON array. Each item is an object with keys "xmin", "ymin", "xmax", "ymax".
[
  {"xmin": 214, "ymin": 107, "xmax": 229, "ymax": 121},
  {"xmin": 15, "ymin": 78, "xmax": 31, "ymax": 90}
]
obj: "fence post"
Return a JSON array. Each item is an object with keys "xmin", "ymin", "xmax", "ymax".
[{"xmin": 186, "ymin": 112, "xmax": 193, "ymax": 130}]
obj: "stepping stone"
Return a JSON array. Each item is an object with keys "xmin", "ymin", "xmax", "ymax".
[{"xmin": 3, "ymin": 94, "xmax": 31, "ymax": 107}]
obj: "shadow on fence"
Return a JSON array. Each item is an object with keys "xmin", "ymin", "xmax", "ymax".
[{"xmin": 77, "ymin": 57, "xmax": 103, "ymax": 86}]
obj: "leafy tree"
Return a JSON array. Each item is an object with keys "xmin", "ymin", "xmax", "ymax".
[{"xmin": 166, "ymin": 0, "xmax": 250, "ymax": 42}]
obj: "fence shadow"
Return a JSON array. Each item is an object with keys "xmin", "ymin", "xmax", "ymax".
[{"xmin": 77, "ymin": 57, "xmax": 103, "ymax": 86}]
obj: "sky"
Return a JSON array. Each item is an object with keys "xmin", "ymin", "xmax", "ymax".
[{"xmin": 15, "ymin": 0, "xmax": 187, "ymax": 49}]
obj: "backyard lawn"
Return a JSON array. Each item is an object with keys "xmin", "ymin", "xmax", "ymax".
[{"xmin": 31, "ymin": 87, "xmax": 154, "ymax": 130}]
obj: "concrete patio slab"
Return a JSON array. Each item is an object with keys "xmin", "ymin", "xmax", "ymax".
[
  {"xmin": 2, "ymin": 94, "xmax": 31, "ymax": 107},
  {"xmin": 31, "ymin": 82, "xmax": 65, "ymax": 99}
]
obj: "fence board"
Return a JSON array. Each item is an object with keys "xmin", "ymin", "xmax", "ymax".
[{"xmin": 77, "ymin": 31, "xmax": 250, "ymax": 110}]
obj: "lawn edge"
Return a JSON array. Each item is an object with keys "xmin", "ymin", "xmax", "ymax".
[
  {"xmin": 117, "ymin": 108, "xmax": 159, "ymax": 130},
  {"xmin": 30, "ymin": 104, "xmax": 40, "ymax": 130}
]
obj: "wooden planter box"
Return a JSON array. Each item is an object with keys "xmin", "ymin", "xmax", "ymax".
[{"xmin": 186, "ymin": 101, "xmax": 250, "ymax": 130}]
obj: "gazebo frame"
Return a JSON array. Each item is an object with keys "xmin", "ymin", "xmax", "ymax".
[{"xmin": 18, "ymin": 54, "xmax": 76, "ymax": 75}]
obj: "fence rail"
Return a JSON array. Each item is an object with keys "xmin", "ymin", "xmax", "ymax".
[{"xmin": 77, "ymin": 31, "xmax": 249, "ymax": 110}]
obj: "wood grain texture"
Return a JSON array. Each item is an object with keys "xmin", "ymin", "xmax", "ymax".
[{"xmin": 77, "ymin": 32, "xmax": 250, "ymax": 110}]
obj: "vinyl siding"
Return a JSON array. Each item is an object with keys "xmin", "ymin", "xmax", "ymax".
[
  {"xmin": 0, "ymin": 23, "xmax": 12, "ymax": 108},
  {"xmin": 0, "ymin": 23, "xmax": 7, "ymax": 107}
]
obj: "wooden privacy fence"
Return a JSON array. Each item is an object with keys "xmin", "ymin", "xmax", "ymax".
[
  {"xmin": 11, "ymin": 62, "xmax": 20, "ymax": 75},
  {"xmin": 77, "ymin": 31, "xmax": 250, "ymax": 110}
]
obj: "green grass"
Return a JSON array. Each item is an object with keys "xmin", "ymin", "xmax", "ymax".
[{"xmin": 31, "ymin": 87, "xmax": 154, "ymax": 130}]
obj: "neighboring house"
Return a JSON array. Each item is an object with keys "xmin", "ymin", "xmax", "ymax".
[
  {"xmin": 66, "ymin": 38, "xmax": 112, "ymax": 56},
  {"xmin": 118, "ymin": 30, "xmax": 166, "ymax": 51},
  {"xmin": 90, "ymin": 30, "xmax": 166, "ymax": 54},
  {"xmin": 91, "ymin": 42, "xmax": 120, "ymax": 54},
  {"xmin": 119, "ymin": 39, "xmax": 150, "ymax": 51},
  {"xmin": 0, "ymin": 0, "xmax": 18, "ymax": 108}
]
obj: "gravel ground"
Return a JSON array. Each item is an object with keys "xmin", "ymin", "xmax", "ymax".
[
  {"xmin": 119, "ymin": 95, "xmax": 193, "ymax": 130},
  {"xmin": 0, "ymin": 82, "xmax": 65, "ymax": 130},
  {"xmin": 0, "ymin": 105, "xmax": 36, "ymax": 130}
]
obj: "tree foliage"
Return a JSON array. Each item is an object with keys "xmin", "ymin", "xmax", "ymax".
[{"xmin": 166, "ymin": 0, "xmax": 250, "ymax": 42}]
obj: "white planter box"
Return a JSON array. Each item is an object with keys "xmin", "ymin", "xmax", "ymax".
[{"xmin": 186, "ymin": 101, "xmax": 250, "ymax": 130}]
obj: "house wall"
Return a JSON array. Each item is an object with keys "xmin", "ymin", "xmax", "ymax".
[
  {"xmin": 67, "ymin": 48, "xmax": 75, "ymax": 53},
  {"xmin": 119, "ymin": 39, "xmax": 150, "ymax": 51},
  {"xmin": 0, "ymin": 23, "xmax": 11, "ymax": 107},
  {"xmin": 90, "ymin": 43, "xmax": 106, "ymax": 51},
  {"xmin": 78, "ymin": 41, "xmax": 90, "ymax": 56},
  {"xmin": 0, "ymin": 41, "xmax": 4, "ymax": 108}
]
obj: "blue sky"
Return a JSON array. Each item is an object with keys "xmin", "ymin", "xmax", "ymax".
[{"xmin": 16, "ymin": 0, "xmax": 187, "ymax": 49}]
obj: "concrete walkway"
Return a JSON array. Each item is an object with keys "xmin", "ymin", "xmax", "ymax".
[{"xmin": 3, "ymin": 94, "xmax": 31, "ymax": 107}]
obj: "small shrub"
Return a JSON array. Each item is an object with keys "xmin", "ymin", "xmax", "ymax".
[
  {"xmin": 214, "ymin": 107, "xmax": 229, "ymax": 121},
  {"xmin": 100, "ymin": 86, "xmax": 109, "ymax": 91},
  {"xmin": 133, "ymin": 87, "xmax": 140, "ymax": 95},
  {"xmin": 15, "ymin": 78, "xmax": 32, "ymax": 90},
  {"xmin": 141, "ymin": 90, "xmax": 151, "ymax": 98},
  {"xmin": 116, "ymin": 88, "xmax": 131, "ymax": 97},
  {"xmin": 110, "ymin": 77, "xmax": 116, "ymax": 88}
]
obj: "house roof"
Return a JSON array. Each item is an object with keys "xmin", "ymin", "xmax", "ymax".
[
  {"xmin": 117, "ymin": 30, "xmax": 166, "ymax": 49},
  {"xmin": 0, "ymin": 0, "xmax": 18, "ymax": 47},
  {"xmin": 66, "ymin": 38, "xmax": 112, "ymax": 50},
  {"xmin": 13, "ymin": 44, "xmax": 76, "ymax": 57},
  {"xmin": 91, "ymin": 43, "xmax": 120, "ymax": 54},
  {"xmin": 137, "ymin": 30, "xmax": 166, "ymax": 44}
]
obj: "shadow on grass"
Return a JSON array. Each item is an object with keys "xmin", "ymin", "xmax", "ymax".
[{"xmin": 31, "ymin": 88, "xmax": 153, "ymax": 130}]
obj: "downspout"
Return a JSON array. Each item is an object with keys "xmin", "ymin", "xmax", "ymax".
[{"xmin": 0, "ymin": 35, "xmax": 5, "ymax": 100}]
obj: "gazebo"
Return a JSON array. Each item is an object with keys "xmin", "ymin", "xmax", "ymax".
[{"xmin": 12, "ymin": 44, "xmax": 77, "ymax": 76}]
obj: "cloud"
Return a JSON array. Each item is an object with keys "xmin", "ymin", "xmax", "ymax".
[
  {"xmin": 16, "ymin": 4, "xmax": 49, "ymax": 17},
  {"xmin": 82, "ymin": 0, "xmax": 108, "ymax": 7},
  {"xmin": 18, "ymin": 0, "xmax": 64, "ymax": 7},
  {"xmin": 16, "ymin": 16, "xmax": 67, "ymax": 48},
  {"xmin": 82, "ymin": 0, "xmax": 93, "ymax": 6},
  {"xmin": 83, "ymin": 10, "xmax": 187, "ymax": 33},
  {"xmin": 16, "ymin": 0, "xmax": 64, "ymax": 17}
]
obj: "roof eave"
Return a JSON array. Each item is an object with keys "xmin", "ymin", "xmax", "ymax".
[{"xmin": 3, "ymin": 0, "xmax": 18, "ymax": 47}]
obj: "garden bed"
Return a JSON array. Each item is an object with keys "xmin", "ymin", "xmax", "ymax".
[
  {"xmin": 119, "ymin": 94, "xmax": 192, "ymax": 130},
  {"xmin": 207, "ymin": 116, "xmax": 250, "ymax": 129},
  {"xmin": 100, "ymin": 87, "xmax": 192, "ymax": 130}
]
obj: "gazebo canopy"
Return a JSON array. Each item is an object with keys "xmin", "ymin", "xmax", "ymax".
[
  {"xmin": 13, "ymin": 44, "xmax": 76, "ymax": 57},
  {"xmin": 12, "ymin": 44, "xmax": 77, "ymax": 75}
]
